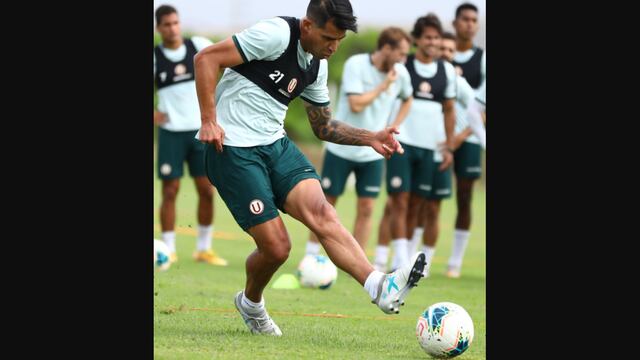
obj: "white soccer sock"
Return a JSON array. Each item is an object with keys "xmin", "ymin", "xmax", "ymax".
[
  {"xmin": 241, "ymin": 291, "xmax": 265, "ymax": 315},
  {"xmin": 162, "ymin": 231, "xmax": 176, "ymax": 253},
  {"xmin": 364, "ymin": 270, "xmax": 385, "ymax": 300},
  {"xmin": 305, "ymin": 241, "xmax": 321, "ymax": 256},
  {"xmin": 197, "ymin": 224, "xmax": 213, "ymax": 251},
  {"xmin": 448, "ymin": 229, "xmax": 471, "ymax": 269},
  {"xmin": 391, "ymin": 238, "xmax": 410, "ymax": 270},
  {"xmin": 408, "ymin": 227, "xmax": 424, "ymax": 258},
  {"xmin": 422, "ymin": 245, "xmax": 436, "ymax": 273},
  {"xmin": 374, "ymin": 245, "xmax": 389, "ymax": 269}
]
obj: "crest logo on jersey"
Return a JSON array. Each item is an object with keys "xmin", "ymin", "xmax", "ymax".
[
  {"xmin": 417, "ymin": 81, "xmax": 434, "ymax": 99},
  {"xmin": 174, "ymin": 64, "xmax": 187, "ymax": 75},
  {"xmin": 455, "ymin": 66, "xmax": 463, "ymax": 76},
  {"xmin": 249, "ymin": 199, "xmax": 264, "ymax": 215},
  {"xmin": 419, "ymin": 81, "xmax": 431, "ymax": 93},
  {"xmin": 287, "ymin": 78, "xmax": 298, "ymax": 93},
  {"xmin": 160, "ymin": 163, "xmax": 172, "ymax": 176},
  {"xmin": 159, "ymin": 72, "xmax": 167, "ymax": 82}
]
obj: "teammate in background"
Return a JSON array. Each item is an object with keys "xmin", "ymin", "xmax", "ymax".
[
  {"xmin": 154, "ymin": 5, "xmax": 227, "ymax": 266},
  {"xmin": 448, "ymin": 2, "xmax": 486, "ymax": 278},
  {"xmin": 375, "ymin": 13, "xmax": 456, "ymax": 273},
  {"xmin": 302, "ymin": 27, "xmax": 413, "ymax": 259},
  {"xmin": 405, "ymin": 31, "xmax": 482, "ymax": 276}
]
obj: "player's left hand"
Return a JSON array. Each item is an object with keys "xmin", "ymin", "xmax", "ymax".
[{"xmin": 371, "ymin": 126, "xmax": 404, "ymax": 159}]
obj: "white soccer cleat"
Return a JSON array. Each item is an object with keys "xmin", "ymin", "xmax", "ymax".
[
  {"xmin": 372, "ymin": 252, "xmax": 427, "ymax": 314},
  {"xmin": 234, "ymin": 291, "xmax": 282, "ymax": 336}
]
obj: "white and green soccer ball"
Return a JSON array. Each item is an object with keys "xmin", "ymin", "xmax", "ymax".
[
  {"xmin": 154, "ymin": 239, "xmax": 171, "ymax": 272},
  {"xmin": 416, "ymin": 302, "xmax": 474, "ymax": 358},
  {"xmin": 296, "ymin": 254, "xmax": 337, "ymax": 289}
]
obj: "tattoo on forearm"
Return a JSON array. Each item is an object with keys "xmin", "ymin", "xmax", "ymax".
[{"xmin": 304, "ymin": 104, "xmax": 370, "ymax": 145}]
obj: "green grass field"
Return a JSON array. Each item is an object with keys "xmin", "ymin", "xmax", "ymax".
[{"xmin": 153, "ymin": 149, "xmax": 486, "ymax": 359}]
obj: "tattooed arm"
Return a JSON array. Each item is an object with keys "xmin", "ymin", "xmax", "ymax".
[{"xmin": 303, "ymin": 101, "xmax": 404, "ymax": 159}]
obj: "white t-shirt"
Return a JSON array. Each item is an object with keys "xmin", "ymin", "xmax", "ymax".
[
  {"xmin": 395, "ymin": 58, "xmax": 457, "ymax": 150},
  {"xmin": 326, "ymin": 53, "xmax": 413, "ymax": 162},
  {"xmin": 154, "ymin": 36, "xmax": 213, "ymax": 131},
  {"xmin": 198, "ymin": 17, "xmax": 331, "ymax": 147},
  {"xmin": 453, "ymin": 75, "xmax": 480, "ymax": 144}
]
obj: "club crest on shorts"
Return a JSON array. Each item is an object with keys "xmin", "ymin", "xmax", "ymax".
[
  {"xmin": 287, "ymin": 78, "xmax": 298, "ymax": 93},
  {"xmin": 160, "ymin": 163, "xmax": 172, "ymax": 175},
  {"xmin": 390, "ymin": 176, "xmax": 402, "ymax": 188},
  {"xmin": 321, "ymin": 177, "xmax": 331, "ymax": 189},
  {"xmin": 249, "ymin": 199, "xmax": 264, "ymax": 215}
]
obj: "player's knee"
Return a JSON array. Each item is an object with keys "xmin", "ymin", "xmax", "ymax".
[
  {"xmin": 266, "ymin": 239, "xmax": 291, "ymax": 264},
  {"xmin": 312, "ymin": 200, "xmax": 340, "ymax": 233},
  {"xmin": 425, "ymin": 202, "xmax": 440, "ymax": 220},
  {"xmin": 163, "ymin": 184, "xmax": 179, "ymax": 201},
  {"xmin": 357, "ymin": 202, "xmax": 374, "ymax": 219},
  {"xmin": 457, "ymin": 190, "xmax": 472, "ymax": 207},
  {"xmin": 197, "ymin": 185, "xmax": 214, "ymax": 200},
  {"xmin": 390, "ymin": 197, "xmax": 409, "ymax": 214}
]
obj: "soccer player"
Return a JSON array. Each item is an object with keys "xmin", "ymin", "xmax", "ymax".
[
  {"xmin": 154, "ymin": 5, "xmax": 227, "ymax": 266},
  {"xmin": 448, "ymin": 2, "xmax": 486, "ymax": 278},
  {"xmin": 380, "ymin": 13, "xmax": 457, "ymax": 272},
  {"xmin": 404, "ymin": 31, "xmax": 482, "ymax": 276},
  {"xmin": 193, "ymin": 0, "xmax": 426, "ymax": 336},
  {"xmin": 302, "ymin": 27, "xmax": 413, "ymax": 258}
]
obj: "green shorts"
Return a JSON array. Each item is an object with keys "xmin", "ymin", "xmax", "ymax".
[
  {"xmin": 157, "ymin": 128, "xmax": 206, "ymax": 180},
  {"xmin": 454, "ymin": 141, "xmax": 482, "ymax": 179},
  {"xmin": 204, "ymin": 137, "xmax": 320, "ymax": 232},
  {"xmin": 320, "ymin": 150, "xmax": 384, "ymax": 198},
  {"xmin": 386, "ymin": 142, "xmax": 452, "ymax": 200}
]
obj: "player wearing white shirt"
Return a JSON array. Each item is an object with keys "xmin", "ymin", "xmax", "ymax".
[
  {"xmin": 377, "ymin": 14, "xmax": 457, "ymax": 273},
  {"xmin": 153, "ymin": 5, "xmax": 227, "ymax": 266},
  {"xmin": 193, "ymin": 0, "xmax": 426, "ymax": 336},
  {"xmin": 447, "ymin": 2, "xmax": 486, "ymax": 278}
]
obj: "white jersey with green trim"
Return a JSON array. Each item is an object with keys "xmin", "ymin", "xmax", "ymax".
[
  {"xmin": 326, "ymin": 53, "xmax": 413, "ymax": 162},
  {"xmin": 154, "ymin": 36, "xmax": 213, "ymax": 131},
  {"xmin": 453, "ymin": 75, "xmax": 480, "ymax": 144},
  {"xmin": 395, "ymin": 58, "xmax": 456, "ymax": 150},
  {"xmin": 196, "ymin": 17, "xmax": 330, "ymax": 147}
]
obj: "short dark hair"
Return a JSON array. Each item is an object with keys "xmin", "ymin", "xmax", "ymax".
[
  {"xmin": 155, "ymin": 5, "xmax": 177, "ymax": 25},
  {"xmin": 307, "ymin": 0, "xmax": 358, "ymax": 33},
  {"xmin": 455, "ymin": 3, "xmax": 478, "ymax": 19},
  {"xmin": 411, "ymin": 13, "xmax": 442, "ymax": 40},
  {"xmin": 377, "ymin": 27, "xmax": 411, "ymax": 50},
  {"xmin": 441, "ymin": 31, "xmax": 456, "ymax": 41}
]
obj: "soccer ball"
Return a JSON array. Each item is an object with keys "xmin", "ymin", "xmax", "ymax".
[
  {"xmin": 154, "ymin": 239, "xmax": 171, "ymax": 271},
  {"xmin": 416, "ymin": 302, "xmax": 474, "ymax": 358},
  {"xmin": 296, "ymin": 254, "xmax": 337, "ymax": 289}
]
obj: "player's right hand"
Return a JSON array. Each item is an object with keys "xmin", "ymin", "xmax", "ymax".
[
  {"xmin": 381, "ymin": 68, "xmax": 397, "ymax": 91},
  {"xmin": 199, "ymin": 121, "xmax": 225, "ymax": 153}
]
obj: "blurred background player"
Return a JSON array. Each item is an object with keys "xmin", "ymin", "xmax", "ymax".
[
  {"xmin": 302, "ymin": 27, "xmax": 413, "ymax": 260},
  {"xmin": 376, "ymin": 13, "xmax": 456, "ymax": 273},
  {"xmin": 154, "ymin": 5, "xmax": 227, "ymax": 266},
  {"xmin": 448, "ymin": 2, "xmax": 486, "ymax": 278},
  {"xmin": 404, "ymin": 31, "xmax": 482, "ymax": 276}
]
